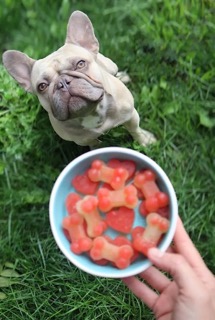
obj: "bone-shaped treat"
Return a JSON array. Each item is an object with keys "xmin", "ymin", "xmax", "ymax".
[
  {"xmin": 90, "ymin": 236, "xmax": 134, "ymax": 269},
  {"xmin": 76, "ymin": 195, "xmax": 107, "ymax": 238},
  {"xmin": 62, "ymin": 214, "xmax": 92, "ymax": 254},
  {"xmin": 65, "ymin": 192, "xmax": 82, "ymax": 215},
  {"xmin": 133, "ymin": 212, "xmax": 169, "ymax": 256},
  {"xmin": 142, "ymin": 192, "xmax": 169, "ymax": 212},
  {"xmin": 87, "ymin": 159, "xmax": 129, "ymax": 190},
  {"xmin": 134, "ymin": 169, "xmax": 159, "ymax": 197},
  {"xmin": 134, "ymin": 170, "xmax": 169, "ymax": 212},
  {"xmin": 97, "ymin": 185, "xmax": 138, "ymax": 212}
]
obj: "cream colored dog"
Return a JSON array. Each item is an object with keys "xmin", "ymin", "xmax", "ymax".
[{"xmin": 2, "ymin": 11, "xmax": 156, "ymax": 148}]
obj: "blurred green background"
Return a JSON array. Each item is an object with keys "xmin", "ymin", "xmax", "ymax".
[{"xmin": 0, "ymin": 0, "xmax": 215, "ymax": 319}]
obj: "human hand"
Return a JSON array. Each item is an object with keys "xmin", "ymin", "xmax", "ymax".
[{"xmin": 122, "ymin": 217, "xmax": 215, "ymax": 320}]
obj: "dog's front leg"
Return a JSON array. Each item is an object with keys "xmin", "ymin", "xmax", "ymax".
[
  {"xmin": 123, "ymin": 109, "xmax": 157, "ymax": 146},
  {"xmin": 88, "ymin": 139, "xmax": 102, "ymax": 150}
]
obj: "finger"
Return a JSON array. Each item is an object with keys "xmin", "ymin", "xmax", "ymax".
[
  {"xmin": 148, "ymin": 248, "xmax": 203, "ymax": 293},
  {"xmin": 139, "ymin": 265, "xmax": 171, "ymax": 292},
  {"xmin": 174, "ymin": 217, "xmax": 213, "ymax": 278},
  {"xmin": 166, "ymin": 246, "xmax": 175, "ymax": 254},
  {"xmin": 122, "ymin": 276, "xmax": 158, "ymax": 309}
]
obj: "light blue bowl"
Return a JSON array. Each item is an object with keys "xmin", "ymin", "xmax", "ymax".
[{"xmin": 49, "ymin": 147, "xmax": 178, "ymax": 278}]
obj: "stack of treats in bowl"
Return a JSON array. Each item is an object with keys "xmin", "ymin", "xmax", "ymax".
[{"xmin": 49, "ymin": 147, "xmax": 178, "ymax": 278}]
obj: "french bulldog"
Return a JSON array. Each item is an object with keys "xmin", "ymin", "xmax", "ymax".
[{"xmin": 2, "ymin": 10, "xmax": 156, "ymax": 149}]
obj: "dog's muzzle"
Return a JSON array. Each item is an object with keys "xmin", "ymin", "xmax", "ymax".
[{"xmin": 51, "ymin": 73, "xmax": 104, "ymax": 121}]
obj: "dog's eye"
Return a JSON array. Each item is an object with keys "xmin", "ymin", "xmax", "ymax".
[
  {"xmin": 76, "ymin": 60, "xmax": 86, "ymax": 69},
  {"xmin": 38, "ymin": 83, "xmax": 48, "ymax": 92}
]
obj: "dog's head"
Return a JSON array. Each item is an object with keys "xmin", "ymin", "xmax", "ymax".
[{"xmin": 2, "ymin": 11, "xmax": 118, "ymax": 121}]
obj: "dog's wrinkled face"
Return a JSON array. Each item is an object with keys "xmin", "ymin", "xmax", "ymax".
[
  {"xmin": 31, "ymin": 44, "xmax": 104, "ymax": 120},
  {"xmin": 2, "ymin": 11, "xmax": 118, "ymax": 122}
]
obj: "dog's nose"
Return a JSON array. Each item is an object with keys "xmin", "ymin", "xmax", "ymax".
[{"xmin": 57, "ymin": 77, "xmax": 71, "ymax": 90}]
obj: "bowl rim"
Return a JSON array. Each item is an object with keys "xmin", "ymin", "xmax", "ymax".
[{"xmin": 49, "ymin": 147, "xmax": 178, "ymax": 278}]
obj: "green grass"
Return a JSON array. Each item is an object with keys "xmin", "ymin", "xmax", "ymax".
[{"xmin": 0, "ymin": 0, "xmax": 215, "ymax": 319}]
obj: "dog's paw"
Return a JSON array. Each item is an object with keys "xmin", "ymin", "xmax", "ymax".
[
  {"xmin": 88, "ymin": 139, "xmax": 102, "ymax": 150},
  {"xmin": 134, "ymin": 129, "xmax": 157, "ymax": 147},
  {"xmin": 116, "ymin": 71, "xmax": 131, "ymax": 84}
]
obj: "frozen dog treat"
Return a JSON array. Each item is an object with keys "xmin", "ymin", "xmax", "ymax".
[
  {"xmin": 133, "ymin": 212, "xmax": 169, "ymax": 256},
  {"xmin": 65, "ymin": 192, "xmax": 81, "ymax": 215},
  {"xmin": 90, "ymin": 236, "xmax": 134, "ymax": 269},
  {"xmin": 72, "ymin": 171, "xmax": 99, "ymax": 195},
  {"xmin": 106, "ymin": 206, "xmax": 135, "ymax": 233},
  {"xmin": 144, "ymin": 192, "xmax": 169, "ymax": 212},
  {"xmin": 61, "ymin": 158, "xmax": 171, "ymax": 270},
  {"xmin": 76, "ymin": 195, "xmax": 107, "ymax": 238},
  {"xmin": 97, "ymin": 185, "xmax": 138, "ymax": 212},
  {"xmin": 107, "ymin": 159, "xmax": 136, "ymax": 180},
  {"xmin": 134, "ymin": 169, "xmax": 159, "ymax": 198},
  {"xmin": 88, "ymin": 159, "xmax": 129, "ymax": 190},
  {"xmin": 134, "ymin": 170, "xmax": 169, "ymax": 213},
  {"xmin": 62, "ymin": 214, "xmax": 92, "ymax": 254}
]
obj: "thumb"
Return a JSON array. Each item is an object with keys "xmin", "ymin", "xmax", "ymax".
[{"xmin": 148, "ymin": 248, "xmax": 201, "ymax": 291}]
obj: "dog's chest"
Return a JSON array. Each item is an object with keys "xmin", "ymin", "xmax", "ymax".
[
  {"xmin": 80, "ymin": 114, "xmax": 102, "ymax": 129},
  {"xmin": 79, "ymin": 102, "xmax": 108, "ymax": 129}
]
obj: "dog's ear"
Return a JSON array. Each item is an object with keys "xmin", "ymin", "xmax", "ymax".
[
  {"xmin": 65, "ymin": 11, "xmax": 99, "ymax": 54},
  {"xmin": 2, "ymin": 50, "xmax": 35, "ymax": 93}
]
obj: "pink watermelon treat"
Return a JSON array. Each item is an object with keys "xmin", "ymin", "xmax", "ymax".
[
  {"xmin": 72, "ymin": 171, "xmax": 99, "ymax": 195},
  {"xmin": 106, "ymin": 206, "xmax": 135, "ymax": 233}
]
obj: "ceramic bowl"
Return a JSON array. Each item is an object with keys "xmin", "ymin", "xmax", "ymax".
[{"xmin": 49, "ymin": 147, "xmax": 178, "ymax": 278}]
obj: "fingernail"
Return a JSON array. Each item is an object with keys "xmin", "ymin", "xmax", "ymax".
[{"xmin": 148, "ymin": 248, "xmax": 164, "ymax": 259}]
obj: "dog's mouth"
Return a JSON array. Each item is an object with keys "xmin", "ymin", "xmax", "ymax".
[{"xmin": 50, "ymin": 72, "xmax": 104, "ymax": 121}]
